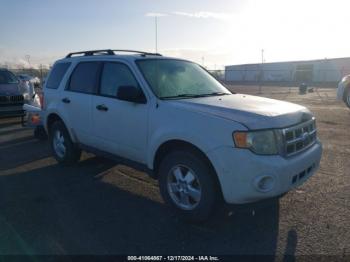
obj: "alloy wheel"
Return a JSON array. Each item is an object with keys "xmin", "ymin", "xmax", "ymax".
[
  {"xmin": 53, "ymin": 130, "xmax": 66, "ymax": 158},
  {"xmin": 167, "ymin": 165, "xmax": 202, "ymax": 210}
]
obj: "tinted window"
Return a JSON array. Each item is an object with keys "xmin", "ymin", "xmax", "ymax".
[
  {"xmin": 69, "ymin": 62, "xmax": 100, "ymax": 94},
  {"xmin": 46, "ymin": 63, "xmax": 71, "ymax": 89},
  {"xmin": 100, "ymin": 62, "xmax": 139, "ymax": 97}
]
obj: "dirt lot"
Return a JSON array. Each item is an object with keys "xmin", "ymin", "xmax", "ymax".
[{"xmin": 0, "ymin": 86, "xmax": 349, "ymax": 258}]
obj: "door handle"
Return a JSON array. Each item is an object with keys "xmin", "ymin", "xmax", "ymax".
[
  {"xmin": 62, "ymin": 97, "xmax": 70, "ymax": 104},
  {"xmin": 96, "ymin": 104, "xmax": 108, "ymax": 111}
]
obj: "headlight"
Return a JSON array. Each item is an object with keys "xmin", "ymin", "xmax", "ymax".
[
  {"xmin": 23, "ymin": 93, "xmax": 30, "ymax": 101},
  {"xmin": 233, "ymin": 130, "xmax": 280, "ymax": 155}
]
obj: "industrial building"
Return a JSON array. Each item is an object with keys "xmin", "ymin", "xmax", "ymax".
[{"xmin": 225, "ymin": 57, "xmax": 350, "ymax": 84}]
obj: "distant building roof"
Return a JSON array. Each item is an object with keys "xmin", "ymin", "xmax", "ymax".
[{"xmin": 226, "ymin": 57, "xmax": 350, "ymax": 68}]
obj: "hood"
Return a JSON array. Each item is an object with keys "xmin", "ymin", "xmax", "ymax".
[
  {"xmin": 167, "ymin": 94, "xmax": 312, "ymax": 129},
  {"xmin": 0, "ymin": 83, "xmax": 21, "ymax": 96}
]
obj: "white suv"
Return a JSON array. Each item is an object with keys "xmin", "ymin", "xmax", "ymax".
[{"xmin": 43, "ymin": 50, "xmax": 322, "ymax": 220}]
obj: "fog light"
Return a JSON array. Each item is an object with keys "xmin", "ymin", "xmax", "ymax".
[{"xmin": 254, "ymin": 176, "xmax": 275, "ymax": 193}]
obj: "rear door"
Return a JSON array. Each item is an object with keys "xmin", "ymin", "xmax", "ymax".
[
  {"xmin": 61, "ymin": 61, "xmax": 101, "ymax": 145},
  {"xmin": 91, "ymin": 61, "xmax": 149, "ymax": 163}
]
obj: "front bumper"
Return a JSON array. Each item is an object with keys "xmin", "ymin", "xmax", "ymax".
[
  {"xmin": 207, "ymin": 140, "xmax": 322, "ymax": 204},
  {"xmin": 22, "ymin": 103, "xmax": 43, "ymax": 128}
]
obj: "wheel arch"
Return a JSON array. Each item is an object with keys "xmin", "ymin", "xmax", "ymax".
[
  {"xmin": 46, "ymin": 113, "xmax": 62, "ymax": 132},
  {"xmin": 46, "ymin": 113, "xmax": 77, "ymax": 142},
  {"xmin": 152, "ymin": 139, "xmax": 224, "ymax": 200}
]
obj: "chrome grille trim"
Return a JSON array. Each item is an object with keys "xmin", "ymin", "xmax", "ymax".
[
  {"xmin": 0, "ymin": 95, "xmax": 24, "ymax": 104},
  {"xmin": 282, "ymin": 118, "xmax": 317, "ymax": 157}
]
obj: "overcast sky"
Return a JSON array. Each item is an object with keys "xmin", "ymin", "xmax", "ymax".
[{"xmin": 1, "ymin": 0, "xmax": 349, "ymax": 68}]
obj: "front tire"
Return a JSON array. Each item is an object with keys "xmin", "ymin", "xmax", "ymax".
[
  {"xmin": 158, "ymin": 150, "xmax": 219, "ymax": 221},
  {"xmin": 49, "ymin": 121, "xmax": 81, "ymax": 165}
]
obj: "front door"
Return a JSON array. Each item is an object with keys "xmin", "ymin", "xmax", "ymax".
[{"xmin": 91, "ymin": 61, "xmax": 149, "ymax": 163}]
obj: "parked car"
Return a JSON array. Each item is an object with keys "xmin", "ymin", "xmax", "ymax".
[
  {"xmin": 18, "ymin": 74, "xmax": 41, "ymax": 88},
  {"xmin": 337, "ymin": 75, "xmax": 350, "ymax": 108},
  {"xmin": 0, "ymin": 68, "xmax": 31, "ymax": 117},
  {"xmin": 43, "ymin": 49, "xmax": 323, "ymax": 221},
  {"xmin": 23, "ymin": 102, "xmax": 47, "ymax": 140}
]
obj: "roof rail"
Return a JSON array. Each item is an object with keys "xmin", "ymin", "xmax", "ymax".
[
  {"xmin": 66, "ymin": 49, "xmax": 114, "ymax": 58},
  {"xmin": 112, "ymin": 50, "xmax": 162, "ymax": 57},
  {"xmin": 65, "ymin": 49, "xmax": 162, "ymax": 58}
]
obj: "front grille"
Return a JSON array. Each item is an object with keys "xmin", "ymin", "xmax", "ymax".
[
  {"xmin": 0, "ymin": 95, "xmax": 24, "ymax": 104},
  {"xmin": 11, "ymin": 95, "xmax": 24, "ymax": 102},
  {"xmin": 283, "ymin": 118, "xmax": 317, "ymax": 157}
]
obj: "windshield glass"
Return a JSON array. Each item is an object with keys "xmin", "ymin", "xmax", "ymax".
[
  {"xmin": 19, "ymin": 74, "xmax": 32, "ymax": 81},
  {"xmin": 136, "ymin": 59, "xmax": 231, "ymax": 99},
  {"xmin": 0, "ymin": 71, "xmax": 19, "ymax": 84}
]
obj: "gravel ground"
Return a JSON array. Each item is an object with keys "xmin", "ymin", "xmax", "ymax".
[{"xmin": 0, "ymin": 86, "xmax": 349, "ymax": 259}]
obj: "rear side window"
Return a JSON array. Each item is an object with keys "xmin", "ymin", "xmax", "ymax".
[
  {"xmin": 46, "ymin": 63, "xmax": 71, "ymax": 89},
  {"xmin": 68, "ymin": 62, "xmax": 100, "ymax": 94},
  {"xmin": 100, "ymin": 62, "xmax": 139, "ymax": 97}
]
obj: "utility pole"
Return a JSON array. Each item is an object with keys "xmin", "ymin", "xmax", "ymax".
[
  {"xmin": 259, "ymin": 49, "xmax": 264, "ymax": 94},
  {"xmin": 25, "ymin": 54, "xmax": 32, "ymax": 75},
  {"xmin": 155, "ymin": 16, "xmax": 158, "ymax": 53},
  {"xmin": 39, "ymin": 64, "xmax": 43, "ymax": 84},
  {"xmin": 25, "ymin": 54, "xmax": 31, "ymax": 67}
]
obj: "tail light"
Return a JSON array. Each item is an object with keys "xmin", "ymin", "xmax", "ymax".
[{"xmin": 31, "ymin": 114, "xmax": 41, "ymax": 125}]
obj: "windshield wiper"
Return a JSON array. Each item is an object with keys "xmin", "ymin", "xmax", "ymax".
[
  {"xmin": 161, "ymin": 94, "xmax": 206, "ymax": 99},
  {"xmin": 161, "ymin": 92, "xmax": 231, "ymax": 100},
  {"xmin": 200, "ymin": 92, "xmax": 231, "ymax": 97}
]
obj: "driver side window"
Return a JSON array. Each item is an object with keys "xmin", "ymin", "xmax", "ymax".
[{"xmin": 100, "ymin": 62, "xmax": 139, "ymax": 97}]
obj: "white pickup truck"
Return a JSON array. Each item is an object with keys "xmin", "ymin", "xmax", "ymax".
[{"xmin": 42, "ymin": 50, "xmax": 322, "ymax": 221}]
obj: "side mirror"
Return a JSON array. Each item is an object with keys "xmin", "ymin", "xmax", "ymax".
[{"xmin": 116, "ymin": 85, "xmax": 146, "ymax": 104}]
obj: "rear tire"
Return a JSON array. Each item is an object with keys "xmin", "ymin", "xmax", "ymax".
[
  {"xmin": 49, "ymin": 121, "xmax": 81, "ymax": 165},
  {"xmin": 158, "ymin": 150, "xmax": 219, "ymax": 221}
]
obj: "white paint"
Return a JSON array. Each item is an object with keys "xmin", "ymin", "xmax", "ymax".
[{"xmin": 43, "ymin": 53, "xmax": 323, "ymax": 204}]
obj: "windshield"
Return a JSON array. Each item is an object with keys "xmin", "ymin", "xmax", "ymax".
[
  {"xmin": 19, "ymin": 75, "xmax": 31, "ymax": 80},
  {"xmin": 136, "ymin": 59, "xmax": 231, "ymax": 99},
  {"xmin": 0, "ymin": 71, "xmax": 19, "ymax": 84}
]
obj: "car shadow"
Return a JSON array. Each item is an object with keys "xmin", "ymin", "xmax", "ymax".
[
  {"xmin": 0, "ymin": 126, "xmax": 31, "ymax": 137},
  {"xmin": 0, "ymin": 156, "xmax": 292, "ymax": 258},
  {"xmin": 0, "ymin": 117, "xmax": 22, "ymax": 129},
  {"xmin": 0, "ymin": 117, "xmax": 51, "ymax": 170},
  {"xmin": 282, "ymin": 229, "xmax": 298, "ymax": 262},
  {"xmin": 0, "ymin": 139, "xmax": 51, "ymax": 171}
]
